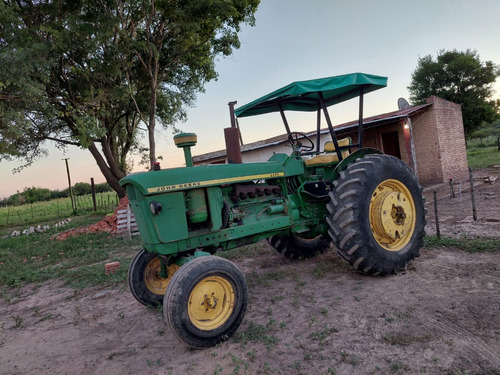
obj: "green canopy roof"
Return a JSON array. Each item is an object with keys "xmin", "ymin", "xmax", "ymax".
[{"xmin": 234, "ymin": 72, "xmax": 387, "ymax": 118}]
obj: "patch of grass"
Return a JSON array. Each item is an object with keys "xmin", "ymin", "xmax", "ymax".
[
  {"xmin": 308, "ymin": 326, "xmax": 339, "ymax": 344},
  {"xmin": 35, "ymin": 314, "xmax": 55, "ymax": 324},
  {"xmin": 232, "ymin": 321, "xmax": 280, "ymax": 350},
  {"xmin": 385, "ymin": 357, "xmax": 407, "ymax": 373},
  {"xmin": 245, "ymin": 269, "xmax": 290, "ymax": 288},
  {"xmin": 311, "ymin": 257, "xmax": 351, "ymax": 278},
  {"xmin": 382, "ymin": 332, "xmax": 432, "ymax": 346},
  {"xmin": 424, "ymin": 236, "xmax": 500, "ymax": 253},
  {"xmin": 0, "ymin": 220, "xmax": 140, "ymax": 294},
  {"xmin": 229, "ymin": 353, "xmax": 249, "ymax": 374},
  {"xmin": 467, "ymin": 146, "xmax": 499, "ymax": 169},
  {"xmin": 0, "ymin": 193, "xmax": 119, "ymax": 230},
  {"xmin": 13, "ymin": 316, "xmax": 23, "ymax": 328}
]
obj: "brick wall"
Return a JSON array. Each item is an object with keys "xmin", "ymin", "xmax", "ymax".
[
  {"xmin": 428, "ymin": 96, "xmax": 469, "ymax": 182},
  {"xmin": 412, "ymin": 97, "xmax": 468, "ymax": 185}
]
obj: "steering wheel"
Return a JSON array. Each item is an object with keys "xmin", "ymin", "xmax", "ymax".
[{"xmin": 288, "ymin": 132, "xmax": 315, "ymax": 152}]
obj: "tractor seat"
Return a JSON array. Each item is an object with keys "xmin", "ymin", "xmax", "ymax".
[{"xmin": 304, "ymin": 137, "xmax": 351, "ymax": 166}]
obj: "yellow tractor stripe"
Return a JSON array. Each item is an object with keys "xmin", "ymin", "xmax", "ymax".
[{"xmin": 147, "ymin": 172, "xmax": 285, "ymax": 194}]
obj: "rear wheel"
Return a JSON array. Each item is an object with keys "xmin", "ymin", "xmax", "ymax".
[
  {"xmin": 267, "ymin": 233, "xmax": 330, "ymax": 259},
  {"xmin": 327, "ymin": 154, "xmax": 425, "ymax": 275},
  {"xmin": 164, "ymin": 256, "xmax": 248, "ymax": 348},
  {"xmin": 128, "ymin": 249, "xmax": 179, "ymax": 307}
]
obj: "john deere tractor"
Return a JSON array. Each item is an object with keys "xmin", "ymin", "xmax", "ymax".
[{"xmin": 120, "ymin": 72, "xmax": 426, "ymax": 348}]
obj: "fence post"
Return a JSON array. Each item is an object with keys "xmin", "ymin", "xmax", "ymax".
[
  {"xmin": 6, "ymin": 207, "xmax": 10, "ymax": 226},
  {"xmin": 469, "ymin": 168, "xmax": 477, "ymax": 221},
  {"xmin": 91, "ymin": 178, "xmax": 97, "ymax": 211},
  {"xmin": 433, "ymin": 190, "xmax": 441, "ymax": 239},
  {"xmin": 449, "ymin": 178, "xmax": 455, "ymax": 198}
]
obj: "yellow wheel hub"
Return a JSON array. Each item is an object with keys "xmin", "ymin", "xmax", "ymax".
[
  {"xmin": 188, "ymin": 276, "xmax": 235, "ymax": 331},
  {"xmin": 144, "ymin": 258, "xmax": 179, "ymax": 295},
  {"xmin": 369, "ymin": 179, "xmax": 416, "ymax": 251}
]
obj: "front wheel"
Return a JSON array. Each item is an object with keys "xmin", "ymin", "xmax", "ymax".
[
  {"xmin": 327, "ymin": 154, "xmax": 426, "ymax": 275},
  {"xmin": 163, "ymin": 256, "xmax": 248, "ymax": 348},
  {"xmin": 128, "ymin": 249, "xmax": 179, "ymax": 307}
]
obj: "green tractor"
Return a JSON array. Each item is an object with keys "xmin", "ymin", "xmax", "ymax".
[{"xmin": 120, "ymin": 72, "xmax": 426, "ymax": 348}]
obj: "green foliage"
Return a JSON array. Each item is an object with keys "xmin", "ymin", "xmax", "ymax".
[
  {"xmin": 424, "ymin": 236, "xmax": 500, "ymax": 253},
  {"xmin": 470, "ymin": 120, "xmax": 500, "ymax": 139},
  {"xmin": 72, "ymin": 182, "xmax": 92, "ymax": 196},
  {"xmin": 408, "ymin": 49, "xmax": 500, "ymax": 136},
  {"xmin": 0, "ymin": 0, "xmax": 260, "ymax": 194},
  {"xmin": 0, "ymin": 182, "xmax": 114, "ymax": 206}
]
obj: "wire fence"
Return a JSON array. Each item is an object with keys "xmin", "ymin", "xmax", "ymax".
[
  {"xmin": 0, "ymin": 193, "xmax": 119, "ymax": 228},
  {"xmin": 424, "ymin": 168, "xmax": 500, "ymax": 239}
]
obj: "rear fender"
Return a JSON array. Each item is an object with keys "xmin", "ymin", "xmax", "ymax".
[{"xmin": 329, "ymin": 148, "xmax": 383, "ymax": 182}]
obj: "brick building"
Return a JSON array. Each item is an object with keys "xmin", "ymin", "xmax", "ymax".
[{"xmin": 193, "ymin": 96, "xmax": 469, "ymax": 186}]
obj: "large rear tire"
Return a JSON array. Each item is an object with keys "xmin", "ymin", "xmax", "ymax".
[
  {"xmin": 163, "ymin": 256, "xmax": 248, "ymax": 348},
  {"xmin": 267, "ymin": 233, "xmax": 329, "ymax": 259},
  {"xmin": 128, "ymin": 249, "xmax": 179, "ymax": 307},
  {"xmin": 327, "ymin": 154, "xmax": 425, "ymax": 275}
]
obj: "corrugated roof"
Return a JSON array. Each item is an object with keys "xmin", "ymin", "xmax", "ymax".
[{"xmin": 193, "ymin": 103, "xmax": 432, "ymax": 162}]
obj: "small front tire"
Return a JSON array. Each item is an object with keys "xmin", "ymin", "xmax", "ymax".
[
  {"xmin": 128, "ymin": 249, "xmax": 179, "ymax": 307},
  {"xmin": 163, "ymin": 256, "xmax": 248, "ymax": 348}
]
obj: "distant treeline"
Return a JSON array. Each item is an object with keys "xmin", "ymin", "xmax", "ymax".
[{"xmin": 1, "ymin": 182, "xmax": 113, "ymax": 206}]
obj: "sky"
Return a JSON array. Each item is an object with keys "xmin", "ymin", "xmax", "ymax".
[{"xmin": 2, "ymin": 0, "xmax": 500, "ymax": 198}]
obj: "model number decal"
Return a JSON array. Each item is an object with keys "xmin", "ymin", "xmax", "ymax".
[{"xmin": 147, "ymin": 172, "xmax": 285, "ymax": 194}]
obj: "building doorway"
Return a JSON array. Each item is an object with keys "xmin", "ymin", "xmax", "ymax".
[{"xmin": 381, "ymin": 131, "xmax": 401, "ymax": 159}]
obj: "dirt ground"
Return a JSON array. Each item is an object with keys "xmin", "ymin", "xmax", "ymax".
[
  {"xmin": 1, "ymin": 168, "xmax": 499, "ymax": 375},
  {"xmin": 423, "ymin": 166, "xmax": 500, "ymax": 239}
]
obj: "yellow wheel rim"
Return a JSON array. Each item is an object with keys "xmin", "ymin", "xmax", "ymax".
[
  {"xmin": 369, "ymin": 179, "xmax": 416, "ymax": 252},
  {"xmin": 188, "ymin": 276, "xmax": 235, "ymax": 331},
  {"xmin": 144, "ymin": 258, "xmax": 179, "ymax": 295}
]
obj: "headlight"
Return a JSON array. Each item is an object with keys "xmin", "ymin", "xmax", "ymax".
[{"xmin": 149, "ymin": 201, "xmax": 162, "ymax": 215}]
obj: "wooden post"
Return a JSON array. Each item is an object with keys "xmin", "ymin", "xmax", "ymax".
[
  {"xmin": 6, "ymin": 207, "xmax": 10, "ymax": 225},
  {"xmin": 469, "ymin": 168, "xmax": 477, "ymax": 221},
  {"xmin": 62, "ymin": 158, "xmax": 77, "ymax": 215},
  {"xmin": 449, "ymin": 178, "xmax": 455, "ymax": 198},
  {"xmin": 433, "ymin": 190, "xmax": 441, "ymax": 239},
  {"xmin": 91, "ymin": 178, "xmax": 97, "ymax": 211}
]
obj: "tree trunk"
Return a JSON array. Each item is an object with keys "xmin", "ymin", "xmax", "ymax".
[
  {"xmin": 148, "ymin": 85, "xmax": 157, "ymax": 168},
  {"xmin": 88, "ymin": 143, "xmax": 127, "ymax": 198},
  {"xmin": 148, "ymin": 57, "xmax": 160, "ymax": 169}
]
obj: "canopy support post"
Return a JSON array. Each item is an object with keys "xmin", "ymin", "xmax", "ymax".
[
  {"xmin": 316, "ymin": 108, "xmax": 321, "ymax": 154},
  {"xmin": 278, "ymin": 103, "xmax": 291, "ymax": 135},
  {"xmin": 358, "ymin": 86, "xmax": 365, "ymax": 149},
  {"xmin": 318, "ymin": 92, "xmax": 343, "ymax": 162}
]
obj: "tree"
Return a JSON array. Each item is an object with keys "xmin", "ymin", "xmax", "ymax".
[
  {"xmin": 408, "ymin": 49, "xmax": 500, "ymax": 137},
  {"xmin": 470, "ymin": 119, "xmax": 500, "ymax": 139},
  {"xmin": 0, "ymin": 0, "xmax": 259, "ymax": 197}
]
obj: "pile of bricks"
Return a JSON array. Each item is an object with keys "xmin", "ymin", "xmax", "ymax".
[{"xmin": 53, "ymin": 197, "xmax": 130, "ymax": 240}]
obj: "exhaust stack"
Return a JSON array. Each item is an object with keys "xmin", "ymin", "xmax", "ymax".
[{"xmin": 225, "ymin": 101, "xmax": 243, "ymax": 164}]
